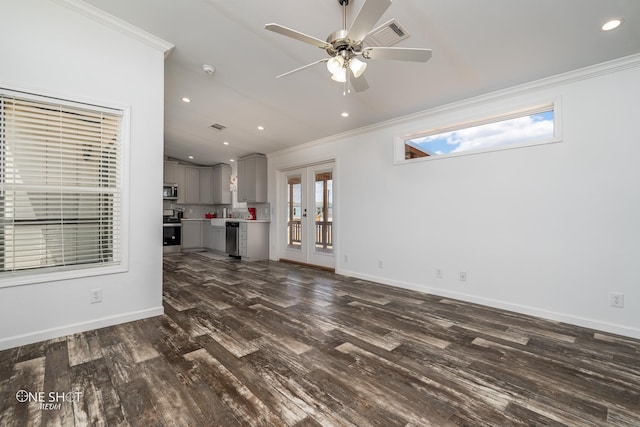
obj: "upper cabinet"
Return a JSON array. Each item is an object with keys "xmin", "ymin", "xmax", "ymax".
[
  {"xmin": 164, "ymin": 161, "xmax": 179, "ymax": 184},
  {"xmin": 212, "ymin": 163, "xmax": 231, "ymax": 204},
  {"xmin": 184, "ymin": 166, "xmax": 200, "ymax": 204},
  {"xmin": 237, "ymin": 154, "xmax": 267, "ymax": 203},
  {"xmin": 199, "ymin": 167, "xmax": 213, "ymax": 205},
  {"xmin": 164, "ymin": 161, "xmax": 232, "ymax": 205}
]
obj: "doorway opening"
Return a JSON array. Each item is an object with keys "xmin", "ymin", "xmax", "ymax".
[{"xmin": 280, "ymin": 162, "xmax": 335, "ymax": 270}]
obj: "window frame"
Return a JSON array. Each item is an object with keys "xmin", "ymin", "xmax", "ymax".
[
  {"xmin": 0, "ymin": 87, "xmax": 130, "ymax": 289},
  {"xmin": 394, "ymin": 97, "xmax": 562, "ymax": 165}
]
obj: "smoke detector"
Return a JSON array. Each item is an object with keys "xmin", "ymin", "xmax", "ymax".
[{"xmin": 202, "ymin": 64, "xmax": 216, "ymax": 75}]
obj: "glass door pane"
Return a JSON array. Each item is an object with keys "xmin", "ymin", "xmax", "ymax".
[
  {"xmin": 287, "ymin": 175, "xmax": 302, "ymax": 250},
  {"xmin": 314, "ymin": 171, "xmax": 332, "ymax": 254}
]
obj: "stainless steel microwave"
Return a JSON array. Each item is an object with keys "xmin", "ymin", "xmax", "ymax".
[{"xmin": 163, "ymin": 184, "xmax": 178, "ymax": 199}]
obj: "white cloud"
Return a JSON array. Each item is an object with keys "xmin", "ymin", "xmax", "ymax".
[
  {"xmin": 450, "ymin": 115, "xmax": 553, "ymax": 153},
  {"xmin": 411, "ymin": 113, "xmax": 554, "ymax": 155}
]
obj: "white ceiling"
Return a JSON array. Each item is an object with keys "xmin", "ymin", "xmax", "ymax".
[{"xmin": 83, "ymin": 0, "xmax": 640, "ymax": 166}]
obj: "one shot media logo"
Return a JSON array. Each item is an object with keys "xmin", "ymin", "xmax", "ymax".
[{"xmin": 15, "ymin": 389, "xmax": 82, "ymax": 411}]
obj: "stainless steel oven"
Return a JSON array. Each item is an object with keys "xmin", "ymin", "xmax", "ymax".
[{"xmin": 163, "ymin": 214, "xmax": 182, "ymax": 253}]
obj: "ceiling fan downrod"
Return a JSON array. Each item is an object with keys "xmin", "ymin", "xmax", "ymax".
[{"xmin": 338, "ymin": 0, "xmax": 348, "ymax": 31}]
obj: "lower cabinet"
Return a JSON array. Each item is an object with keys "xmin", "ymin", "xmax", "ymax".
[
  {"xmin": 203, "ymin": 223, "xmax": 213, "ymax": 249},
  {"xmin": 212, "ymin": 227, "xmax": 226, "ymax": 253},
  {"xmin": 204, "ymin": 224, "xmax": 226, "ymax": 253},
  {"xmin": 182, "ymin": 221, "xmax": 203, "ymax": 250}
]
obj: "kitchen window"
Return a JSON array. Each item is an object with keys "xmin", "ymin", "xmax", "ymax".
[
  {"xmin": 0, "ymin": 89, "xmax": 124, "ymax": 284},
  {"xmin": 396, "ymin": 100, "xmax": 560, "ymax": 163}
]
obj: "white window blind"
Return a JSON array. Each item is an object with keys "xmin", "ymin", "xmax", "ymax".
[{"xmin": 0, "ymin": 91, "xmax": 122, "ymax": 274}]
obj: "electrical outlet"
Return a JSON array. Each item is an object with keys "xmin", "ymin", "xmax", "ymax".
[
  {"xmin": 344, "ymin": 255, "xmax": 348, "ymax": 263},
  {"xmin": 90, "ymin": 288, "xmax": 102, "ymax": 304},
  {"xmin": 378, "ymin": 260, "xmax": 384, "ymax": 269},
  {"xmin": 436, "ymin": 268, "xmax": 443, "ymax": 279},
  {"xmin": 610, "ymin": 293, "xmax": 624, "ymax": 308},
  {"xmin": 459, "ymin": 272, "xmax": 467, "ymax": 282}
]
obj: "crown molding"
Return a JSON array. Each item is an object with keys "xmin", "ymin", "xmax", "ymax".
[
  {"xmin": 268, "ymin": 52, "xmax": 640, "ymax": 160},
  {"xmin": 51, "ymin": 0, "xmax": 174, "ymax": 58}
]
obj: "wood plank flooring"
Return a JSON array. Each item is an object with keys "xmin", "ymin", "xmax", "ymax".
[{"xmin": 1, "ymin": 252, "xmax": 639, "ymax": 426}]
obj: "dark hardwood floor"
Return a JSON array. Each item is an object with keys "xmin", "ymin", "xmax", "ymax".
[{"xmin": 1, "ymin": 252, "xmax": 639, "ymax": 426}]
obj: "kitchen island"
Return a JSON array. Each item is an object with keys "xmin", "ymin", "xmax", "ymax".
[{"xmin": 181, "ymin": 218, "xmax": 270, "ymax": 261}]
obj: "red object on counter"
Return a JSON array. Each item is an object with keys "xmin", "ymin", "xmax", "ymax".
[
  {"xmin": 205, "ymin": 213, "xmax": 214, "ymax": 219},
  {"xmin": 247, "ymin": 208, "xmax": 256, "ymax": 220}
]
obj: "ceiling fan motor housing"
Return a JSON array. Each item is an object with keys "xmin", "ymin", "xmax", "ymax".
[{"xmin": 326, "ymin": 29, "xmax": 362, "ymax": 59}]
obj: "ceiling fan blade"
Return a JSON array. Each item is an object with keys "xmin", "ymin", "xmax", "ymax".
[
  {"xmin": 265, "ymin": 23, "xmax": 331, "ymax": 49},
  {"xmin": 362, "ymin": 47, "xmax": 432, "ymax": 62},
  {"xmin": 350, "ymin": 72, "xmax": 369, "ymax": 92},
  {"xmin": 276, "ymin": 59, "xmax": 329, "ymax": 78},
  {"xmin": 348, "ymin": 0, "xmax": 392, "ymax": 43}
]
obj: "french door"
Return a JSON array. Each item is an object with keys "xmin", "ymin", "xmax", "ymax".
[{"xmin": 281, "ymin": 162, "xmax": 334, "ymax": 269}]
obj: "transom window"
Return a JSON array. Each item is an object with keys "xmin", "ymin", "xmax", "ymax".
[
  {"xmin": 0, "ymin": 89, "xmax": 123, "ymax": 280},
  {"xmin": 398, "ymin": 102, "xmax": 559, "ymax": 163}
]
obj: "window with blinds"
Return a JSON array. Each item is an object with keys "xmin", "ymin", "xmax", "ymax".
[{"xmin": 0, "ymin": 90, "xmax": 122, "ymax": 276}]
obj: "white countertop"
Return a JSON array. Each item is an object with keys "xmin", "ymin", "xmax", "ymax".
[{"xmin": 182, "ymin": 218, "xmax": 270, "ymax": 225}]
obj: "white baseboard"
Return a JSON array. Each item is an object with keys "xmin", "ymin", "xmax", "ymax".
[
  {"xmin": 0, "ymin": 306, "xmax": 165, "ymax": 351},
  {"xmin": 337, "ymin": 268, "xmax": 640, "ymax": 340}
]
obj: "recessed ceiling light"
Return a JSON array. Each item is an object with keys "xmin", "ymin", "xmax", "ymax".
[
  {"xmin": 257, "ymin": 126, "xmax": 264, "ymax": 131},
  {"xmin": 602, "ymin": 19, "xmax": 622, "ymax": 31},
  {"xmin": 223, "ymin": 141, "xmax": 229, "ymax": 145},
  {"xmin": 188, "ymin": 155, "xmax": 194, "ymax": 159},
  {"xmin": 182, "ymin": 97, "xmax": 191, "ymax": 103},
  {"xmin": 341, "ymin": 112, "xmax": 349, "ymax": 117},
  {"xmin": 230, "ymin": 159, "xmax": 235, "ymax": 162}
]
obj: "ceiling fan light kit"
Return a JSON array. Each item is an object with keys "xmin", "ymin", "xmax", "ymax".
[
  {"xmin": 331, "ymin": 67, "xmax": 347, "ymax": 82},
  {"xmin": 265, "ymin": 0, "xmax": 432, "ymax": 93},
  {"xmin": 349, "ymin": 57, "xmax": 367, "ymax": 78},
  {"xmin": 327, "ymin": 55, "xmax": 345, "ymax": 74}
]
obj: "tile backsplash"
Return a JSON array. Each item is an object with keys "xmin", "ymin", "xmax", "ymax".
[{"xmin": 163, "ymin": 201, "xmax": 270, "ymax": 220}]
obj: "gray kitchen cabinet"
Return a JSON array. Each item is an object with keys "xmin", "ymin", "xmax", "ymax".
[
  {"xmin": 239, "ymin": 221, "xmax": 269, "ymax": 261},
  {"xmin": 237, "ymin": 154, "xmax": 267, "ymax": 203},
  {"xmin": 212, "ymin": 226, "xmax": 226, "ymax": 252},
  {"xmin": 203, "ymin": 223, "xmax": 213, "ymax": 249},
  {"xmin": 199, "ymin": 167, "xmax": 213, "ymax": 205},
  {"xmin": 166, "ymin": 163, "xmax": 229, "ymax": 205},
  {"xmin": 164, "ymin": 161, "xmax": 179, "ymax": 183},
  {"xmin": 212, "ymin": 163, "xmax": 231, "ymax": 204},
  {"xmin": 203, "ymin": 222, "xmax": 226, "ymax": 252},
  {"xmin": 181, "ymin": 220, "xmax": 203, "ymax": 250},
  {"xmin": 175, "ymin": 165, "xmax": 186, "ymax": 204},
  {"xmin": 184, "ymin": 166, "xmax": 200, "ymax": 204}
]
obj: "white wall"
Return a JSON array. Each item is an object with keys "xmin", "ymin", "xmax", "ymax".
[
  {"xmin": 268, "ymin": 55, "xmax": 640, "ymax": 339},
  {"xmin": 0, "ymin": 0, "xmax": 169, "ymax": 350}
]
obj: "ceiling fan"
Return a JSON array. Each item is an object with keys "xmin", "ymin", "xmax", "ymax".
[{"xmin": 265, "ymin": 0, "xmax": 432, "ymax": 93}]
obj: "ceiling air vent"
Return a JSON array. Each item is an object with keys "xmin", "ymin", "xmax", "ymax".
[
  {"xmin": 210, "ymin": 123, "xmax": 226, "ymax": 131},
  {"xmin": 365, "ymin": 19, "xmax": 410, "ymax": 47}
]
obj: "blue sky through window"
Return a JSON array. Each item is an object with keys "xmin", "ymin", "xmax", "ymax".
[{"xmin": 406, "ymin": 110, "xmax": 554, "ymax": 157}]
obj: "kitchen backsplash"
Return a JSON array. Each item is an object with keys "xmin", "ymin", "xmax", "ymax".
[{"xmin": 163, "ymin": 201, "xmax": 270, "ymax": 220}]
